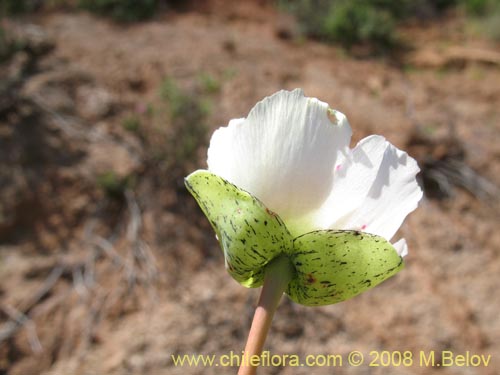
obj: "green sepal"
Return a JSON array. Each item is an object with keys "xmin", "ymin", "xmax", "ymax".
[
  {"xmin": 185, "ymin": 170, "xmax": 293, "ymax": 287},
  {"xmin": 286, "ymin": 230, "xmax": 404, "ymax": 306}
]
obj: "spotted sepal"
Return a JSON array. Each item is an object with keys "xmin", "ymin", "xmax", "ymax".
[
  {"xmin": 185, "ymin": 170, "xmax": 293, "ymax": 287},
  {"xmin": 287, "ymin": 230, "xmax": 404, "ymax": 306}
]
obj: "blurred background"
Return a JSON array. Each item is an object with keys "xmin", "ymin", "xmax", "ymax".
[{"xmin": 1, "ymin": 0, "xmax": 499, "ymax": 374}]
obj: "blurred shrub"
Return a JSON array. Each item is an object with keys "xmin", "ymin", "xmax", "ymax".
[
  {"xmin": 481, "ymin": 8, "xmax": 500, "ymax": 40},
  {"xmin": 97, "ymin": 171, "xmax": 135, "ymax": 199},
  {"xmin": 279, "ymin": 0, "xmax": 500, "ymax": 46},
  {"xmin": 158, "ymin": 78, "xmax": 209, "ymax": 170},
  {"xmin": 322, "ymin": 1, "xmax": 397, "ymax": 49},
  {"xmin": 122, "ymin": 115, "xmax": 141, "ymax": 133},
  {"xmin": 278, "ymin": 0, "xmax": 399, "ymax": 51},
  {"xmin": 461, "ymin": 0, "xmax": 492, "ymax": 15},
  {"xmin": 78, "ymin": 0, "xmax": 158, "ymax": 22},
  {"xmin": 0, "ymin": 0, "xmax": 38, "ymax": 15},
  {"xmin": 0, "ymin": 25, "xmax": 28, "ymax": 63},
  {"xmin": 131, "ymin": 77, "xmax": 210, "ymax": 190},
  {"xmin": 197, "ymin": 72, "xmax": 221, "ymax": 94},
  {"xmin": 0, "ymin": 27, "xmax": 9, "ymax": 62},
  {"xmin": 461, "ymin": 0, "xmax": 500, "ymax": 40},
  {"xmin": 278, "ymin": 0, "xmax": 460, "ymax": 52}
]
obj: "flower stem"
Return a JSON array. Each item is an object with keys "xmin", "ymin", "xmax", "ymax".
[{"xmin": 238, "ymin": 254, "xmax": 294, "ymax": 375}]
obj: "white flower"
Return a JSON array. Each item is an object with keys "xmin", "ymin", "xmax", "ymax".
[{"xmin": 207, "ymin": 89, "xmax": 422, "ymax": 257}]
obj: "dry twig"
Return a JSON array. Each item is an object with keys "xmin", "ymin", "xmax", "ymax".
[
  {"xmin": 0, "ymin": 304, "xmax": 43, "ymax": 354},
  {"xmin": 0, "ymin": 266, "xmax": 63, "ymax": 348}
]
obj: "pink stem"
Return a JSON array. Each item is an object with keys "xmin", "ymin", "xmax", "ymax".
[{"xmin": 238, "ymin": 255, "xmax": 294, "ymax": 375}]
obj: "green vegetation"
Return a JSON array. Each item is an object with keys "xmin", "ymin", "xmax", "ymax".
[
  {"xmin": 277, "ymin": 0, "xmax": 467, "ymax": 53},
  {"xmin": 0, "ymin": 0, "xmax": 37, "ymax": 15},
  {"xmin": 481, "ymin": 10, "xmax": 500, "ymax": 41},
  {"xmin": 78, "ymin": 0, "xmax": 158, "ymax": 22},
  {"xmin": 278, "ymin": 0, "xmax": 404, "ymax": 52},
  {"xmin": 321, "ymin": 1, "xmax": 397, "ymax": 50},
  {"xmin": 462, "ymin": 0, "xmax": 493, "ymax": 15},
  {"xmin": 122, "ymin": 115, "xmax": 141, "ymax": 133},
  {"xmin": 0, "ymin": 27, "xmax": 9, "ymax": 63},
  {"xmin": 158, "ymin": 78, "xmax": 210, "ymax": 171},
  {"xmin": 1, "ymin": 0, "xmax": 160, "ymax": 20},
  {"xmin": 96, "ymin": 171, "xmax": 134, "ymax": 199},
  {"xmin": 222, "ymin": 67, "xmax": 238, "ymax": 80},
  {"xmin": 0, "ymin": 26, "xmax": 28, "ymax": 64},
  {"xmin": 198, "ymin": 72, "xmax": 221, "ymax": 94},
  {"xmin": 462, "ymin": 0, "xmax": 500, "ymax": 41},
  {"xmin": 127, "ymin": 77, "xmax": 212, "ymax": 187}
]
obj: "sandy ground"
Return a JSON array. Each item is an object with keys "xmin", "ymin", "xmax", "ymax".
[{"xmin": 1, "ymin": 2, "xmax": 499, "ymax": 374}]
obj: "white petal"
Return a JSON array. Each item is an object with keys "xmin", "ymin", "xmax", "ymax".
[
  {"xmin": 205, "ymin": 118, "xmax": 245, "ymax": 180},
  {"xmin": 331, "ymin": 141, "xmax": 422, "ymax": 241},
  {"xmin": 312, "ymin": 135, "xmax": 390, "ymax": 229},
  {"xmin": 393, "ymin": 238, "xmax": 408, "ymax": 258},
  {"xmin": 207, "ymin": 89, "xmax": 352, "ymax": 234}
]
